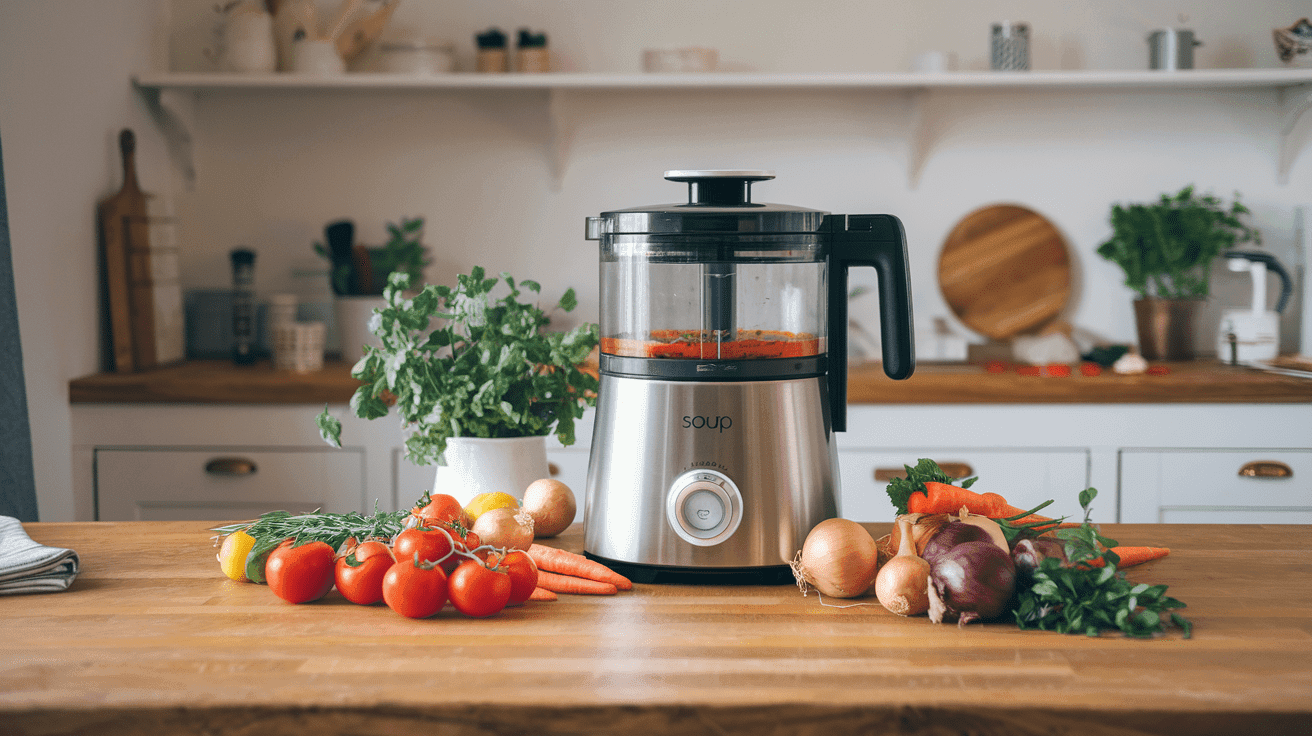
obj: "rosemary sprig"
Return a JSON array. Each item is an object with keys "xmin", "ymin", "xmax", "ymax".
[{"xmin": 210, "ymin": 503, "xmax": 409, "ymax": 552}]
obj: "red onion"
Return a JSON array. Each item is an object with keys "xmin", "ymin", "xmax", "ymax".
[
  {"xmin": 921, "ymin": 521, "xmax": 994, "ymax": 563},
  {"xmin": 1012, "ymin": 537, "xmax": 1068, "ymax": 582},
  {"xmin": 928, "ymin": 541, "xmax": 1016, "ymax": 626}
]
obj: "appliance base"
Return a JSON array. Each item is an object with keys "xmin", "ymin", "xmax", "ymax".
[{"xmin": 585, "ymin": 552, "xmax": 795, "ymax": 586}]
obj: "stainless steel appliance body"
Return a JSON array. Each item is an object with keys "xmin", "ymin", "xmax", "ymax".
[{"xmin": 583, "ymin": 171, "xmax": 914, "ymax": 583}]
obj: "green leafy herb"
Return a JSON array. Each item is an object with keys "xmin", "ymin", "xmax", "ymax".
[
  {"xmin": 317, "ymin": 266, "xmax": 599, "ymax": 465},
  {"xmin": 1013, "ymin": 488, "xmax": 1192, "ymax": 639},
  {"xmin": 211, "ymin": 504, "xmax": 408, "ymax": 555},
  {"xmin": 1096, "ymin": 185, "xmax": 1260, "ymax": 300},
  {"xmin": 885, "ymin": 458, "xmax": 978, "ymax": 515}
]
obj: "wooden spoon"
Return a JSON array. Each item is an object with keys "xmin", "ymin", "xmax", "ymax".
[{"xmin": 334, "ymin": 0, "xmax": 399, "ymax": 61}]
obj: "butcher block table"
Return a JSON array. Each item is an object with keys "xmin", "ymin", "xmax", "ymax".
[{"xmin": 2, "ymin": 522, "xmax": 1310, "ymax": 735}]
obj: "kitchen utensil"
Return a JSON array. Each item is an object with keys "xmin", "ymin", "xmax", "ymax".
[
  {"xmin": 97, "ymin": 130, "xmax": 146, "ymax": 372},
  {"xmin": 272, "ymin": 0, "xmax": 318, "ymax": 71},
  {"xmin": 583, "ymin": 170, "xmax": 914, "ymax": 583},
  {"xmin": 335, "ymin": 0, "xmax": 399, "ymax": 63},
  {"xmin": 1216, "ymin": 250, "xmax": 1293, "ymax": 364},
  {"xmin": 991, "ymin": 21, "xmax": 1030, "ymax": 71},
  {"xmin": 1148, "ymin": 28, "xmax": 1202, "ymax": 70},
  {"xmin": 323, "ymin": 219, "xmax": 355, "ymax": 295},
  {"xmin": 937, "ymin": 204, "xmax": 1071, "ymax": 341},
  {"xmin": 324, "ymin": 0, "xmax": 362, "ymax": 44}
]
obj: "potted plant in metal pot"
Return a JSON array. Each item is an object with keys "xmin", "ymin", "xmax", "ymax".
[
  {"xmin": 1096, "ymin": 186, "xmax": 1260, "ymax": 360},
  {"xmin": 316, "ymin": 266, "xmax": 599, "ymax": 504}
]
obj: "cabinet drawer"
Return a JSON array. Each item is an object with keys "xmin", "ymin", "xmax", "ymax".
[
  {"xmin": 838, "ymin": 449, "xmax": 1094, "ymax": 523},
  {"xmin": 95, "ymin": 448, "xmax": 365, "ymax": 521},
  {"xmin": 1120, "ymin": 449, "xmax": 1311, "ymax": 523}
]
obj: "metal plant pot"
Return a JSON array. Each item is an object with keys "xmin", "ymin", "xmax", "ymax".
[{"xmin": 1134, "ymin": 298, "xmax": 1202, "ymax": 360}]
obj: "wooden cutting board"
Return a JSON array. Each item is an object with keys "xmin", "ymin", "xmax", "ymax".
[
  {"xmin": 97, "ymin": 130, "xmax": 146, "ymax": 372},
  {"xmin": 937, "ymin": 204, "xmax": 1071, "ymax": 340}
]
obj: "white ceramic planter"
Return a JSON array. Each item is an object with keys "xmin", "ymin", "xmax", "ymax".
[
  {"xmin": 433, "ymin": 436, "xmax": 550, "ymax": 505},
  {"xmin": 334, "ymin": 295, "xmax": 387, "ymax": 365}
]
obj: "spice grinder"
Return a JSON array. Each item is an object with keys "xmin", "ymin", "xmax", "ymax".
[{"xmin": 583, "ymin": 170, "xmax": 914, "ymax": 583}]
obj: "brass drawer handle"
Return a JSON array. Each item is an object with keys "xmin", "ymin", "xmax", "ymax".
[
  {"xmin": 205, "ymin": 457, "xmax": 258, "ymax": 476},
  {"xmin": 875, "ymin": 462, "xmax": 974, "ymax": 482},
  {"xmin": 548, "ymin": 462, "xmax": 560, "ymax": 477},
  {"xmin": 1238, "ymin": 461, "xmax": 1292, "ymax": 479}
]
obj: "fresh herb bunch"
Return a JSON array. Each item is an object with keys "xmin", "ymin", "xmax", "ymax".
[
  {"xmin": 1014, "ymin": 488, "xmax": 1192, "ymax": 638},
  {"xmin": 372, "ymin": 217, "xmax": 428, "ymax": 292},
  {"xmin": 1096, "ymin": 185, "xmax": 1261, "ymax": 299},
  {"xmin": 317, "ymin": 266, "xmax": 599, "ymax": 465},
  {"xmin": 211, "ymin": 506, "xmax": 408, "ymax": 552},
  {"xmin": 886, "ymin": 458, "xmax": 978, "ymax": 516}
]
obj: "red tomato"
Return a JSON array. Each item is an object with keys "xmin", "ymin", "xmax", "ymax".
[
  {"xmin": 265, "ymin": 539, "xmax": 335, "ymax": 604},
  {"xmin": 409, "ymin": 492, "xmax": 469, "ymax": 528},
  {"xmin": 495, "ymin": 550, "xmax": 539, "ymax": 605},
  {"xmin": 393, "ymin": 527, "xmax": 455, "ymax": 568},
  {"xmin": 382, "ymin": 558, "xmax": 449, "ymax": 619},
  {"xmin": 1080, "ymin": 362, "xmax": 1102, "ymax": 377},
  {"xmin": 334, "ymin": 541, "xmax": 395, "ymax": 605},
  {"xmin": 1045, "ymin": 364, "xmax": 1071, "ymax": 377},
  {"xmin": 448, "ymin": 559, "xmax": 512, "ymax": 617}
]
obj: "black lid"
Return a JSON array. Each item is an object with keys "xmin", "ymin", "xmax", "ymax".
[
  {"xmin": 587, "ymin": 171, "xmax": 828, "ymax": 238},
  {"xmin": 230, "ymin": 248, "xmax": 255, "ymax": 265}
]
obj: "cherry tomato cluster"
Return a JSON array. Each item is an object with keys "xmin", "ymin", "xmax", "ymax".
[{"xmin": 261, "ymin": 493, "xmax": 539, "ymax": 619}]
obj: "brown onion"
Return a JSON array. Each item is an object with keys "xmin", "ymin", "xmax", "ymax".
[
  {"xmin": 522, "ymin": 478, "xmax": 577, "ymax": 538},
  {"xmin": 874, "ymin": 518, "xmax": 930, "ymax": 616},
  {"xmin": 790, "ymin": 518, "xmax": 879, "ymax": 599},
  {"xmin": 927, "ymin": 541, "xmax": 1017, "ymax": 626},
  {"xmin": 471, "ymin": 506, "xmax": 535, "ymax": 550}
]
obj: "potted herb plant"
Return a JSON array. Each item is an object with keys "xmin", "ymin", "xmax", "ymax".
[
  {"xmin": 316, "ymin": 266, "xmax": 599, "ymax": 503},
  {"xmin": 1096, "ymin": 186, "xmax": 1260, "ymax": 360}
]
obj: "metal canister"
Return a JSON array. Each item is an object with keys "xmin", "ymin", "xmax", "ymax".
[
  {"xmin": 991, "ymin": 21, "xmax": 1030, "ymax": 71},
  {"xmin": 1148, "ymin": 29, "xmax": 1202, "ymax": 70}
]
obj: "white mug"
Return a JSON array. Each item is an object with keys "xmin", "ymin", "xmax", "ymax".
[{"xmin": 221, "ymin": 9, "xmax": 276, "ymax": 73}]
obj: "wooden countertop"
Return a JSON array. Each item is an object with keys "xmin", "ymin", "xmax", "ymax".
[
  {"xmin": 69, "ymin": 359, "xmax": 1312, "ymax": 405},
  {"xmin": 3, "ymin": 522, "xmax": 1310, "ymax": 735}
]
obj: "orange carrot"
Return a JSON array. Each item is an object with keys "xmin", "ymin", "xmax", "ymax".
[
  {"xmin": 528, "ymin": 544, "xmax": 633, "ymax": 590},
  {"xmin": 528, "ymin": 587, "xmax": 558, "ymax": 601},
  {"xmin": 536, "ymin": 570, "xmax": 618, "ymax": 596},
  {"xmin": 909, "ymin": 481, "xmax": 1039, "ymax": 520},
  {"xmin": 1083, "ymin": 546, "xmax": 1171, "ymax": 569}
]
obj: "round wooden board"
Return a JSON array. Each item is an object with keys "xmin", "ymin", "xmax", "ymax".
[{"xmin": 937, "ymin": 204, "xmax": 1071, "ymax": 340}]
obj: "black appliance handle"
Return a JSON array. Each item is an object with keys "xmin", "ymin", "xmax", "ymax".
[
  {"xmin": 1222, "ymin": 250, "xmax": 1294, "ymax": 313},
  {"xmin": 826, "ymin": 214, "xmax": 915, "ymax": 432}
]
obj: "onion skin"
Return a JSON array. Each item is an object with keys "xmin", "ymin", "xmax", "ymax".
[
  {"xmin": 522, "ymin": 478, "xmax": 577, "ymax": 538},
  {"xmin": 886, "ymin": 513, "xmax": 950, "ymax": 558},
  {"xmin": 927, "ymin": 541, "xmax": 1017, "ymax": 626},
  {"xmin": 791, "ymin": 518, "xmax": 879, "ymax": 598},
  {"xmin": 953, "ymin": 509, "xmax": 1010, "ymax": 555},
  {"xmin": 920, "ymin": 521, "xmax": 994, "ymax": 564}
]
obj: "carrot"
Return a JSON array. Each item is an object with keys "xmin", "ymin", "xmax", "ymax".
[
  {"xmin": 535, "ymin": 570, "xmax": 618, "ymax": 596},
  {"xmin": 528, "ymin": 587, "xmax": 558, "ymax": 601},
  {"xmin": 909, "ymin": 481, "xmax": 1038, "ymax": 520},
  {"xmin": 528, "ymin": 544, "xmax": 633, "ymax": 590},
  {"xmin": 1082, "ymin": 546, "xmax": 1171, "ymax": 569}
]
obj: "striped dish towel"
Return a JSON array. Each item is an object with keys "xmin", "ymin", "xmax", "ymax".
[{"xmin": 0, "ymin": 516, "xmax": 79, "ymax": 595}]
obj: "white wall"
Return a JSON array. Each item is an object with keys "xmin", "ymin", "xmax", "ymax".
[{"xmin": 2, "ymin": 1, "xmax": 1309, "ymax": 519}]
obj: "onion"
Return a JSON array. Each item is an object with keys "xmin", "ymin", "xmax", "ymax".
[
  {"xmin": 920, "ymin": 521, "xmax": 994, "ymax": 563},
  {"xmin": 522, "ymin": 478, "xmax": 577, "ymax": 538},
  {"xmin": 927, "ymin": 540, "xmax": 1017, "ymax": 626},
  {"xmin": 471, "ymin": 506, "xmax": 535, "ymax": 550},
  {"xmin": 954, "ymin": 508, "xmax": 1010, "ymax": 555},
  {"xmin": 885, "ymin": 513, "xmax": 950, "ymax": 558},
  {"xmin": 790, "ymin": 518, "xmax": 879, "ymax": 599},
  {"xmin": 1012, "ymin": 537, "xmax": 1067, "ymax": 582},
  {"xmin": 874, "ymin": 518, "xmax": 930, "ymax": 616}
]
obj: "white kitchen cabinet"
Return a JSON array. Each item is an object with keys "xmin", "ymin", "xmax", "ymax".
[
  {"xmin": 1120, "ymin": 449, "xmax": 1312, "ymax": 524},
  {"xmin": 95, "ymin": 447, "xmax": 364, "ymax": 522},
  {"xmin": 837, "ymin": 449, "xmax": 1092, "ymax": 523}
]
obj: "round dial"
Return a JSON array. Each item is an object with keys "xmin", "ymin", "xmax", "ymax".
[{"xmin": 666, "ymin": 470, "xmax": 743, "ymax": 546}]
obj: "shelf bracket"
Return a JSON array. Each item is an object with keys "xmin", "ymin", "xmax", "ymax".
[
  {"xmin": 136, "ymin": 82, "xmax": 197, "ymax": 190},
  {"xmin": 1278, "ymin": 83, "xmax": 1312, "ymax": 186},
  {"xmin": 905, "ymin": 87, "xmax": 944, "ymax": 190},
  {"xmin": 545, "ymin": 88, "xmax": 581, "ymax": 191}
]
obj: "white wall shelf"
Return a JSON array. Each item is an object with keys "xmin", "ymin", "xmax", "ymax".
[{"xmin": 134, "ymin": 68, "xmax": 1312, "ymax": 188}]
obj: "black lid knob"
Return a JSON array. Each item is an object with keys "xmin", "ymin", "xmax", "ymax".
[{"xmin": 664, "ymin": 170, "xmax": 775, "ymax": 206}]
